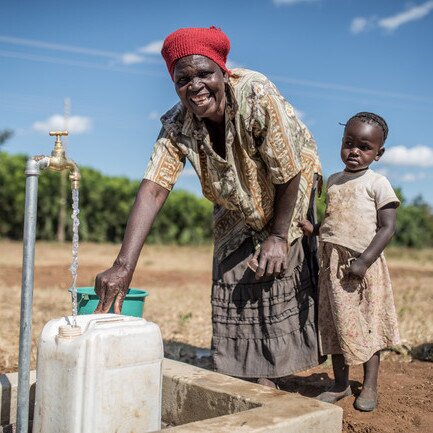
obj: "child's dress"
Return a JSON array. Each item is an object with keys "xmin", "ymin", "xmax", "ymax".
[{"xmin": 318, "ymin": 169, "xmax": 400, "ymax": 365}]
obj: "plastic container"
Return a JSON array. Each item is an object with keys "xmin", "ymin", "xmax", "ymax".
[
  {"xmin": 33, "ymin": 314, "xmax": 163, "ymax": 433},
  {"xmin": 70, "ymin": 287, "xmax": 148, "ymax": 317}
]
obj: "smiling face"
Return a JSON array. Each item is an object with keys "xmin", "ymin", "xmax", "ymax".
[
  {"xmin": 341, "ymin": 118, "xmax": 385, "ymax": 171},
  {"xmin": 173, "ymin": 55, "xmax": 227, "ymax": 124}
]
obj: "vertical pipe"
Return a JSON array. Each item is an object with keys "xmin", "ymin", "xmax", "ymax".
[{"xmin": 16, "ymin": 158, "xmax": 48, "ymax": 433}]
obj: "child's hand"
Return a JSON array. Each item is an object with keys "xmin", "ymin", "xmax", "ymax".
[
  {"xmin": 298, "ymin": 219, "xmax": 315, "ymax": 236},
  {"xmin": 348, "ymin": 258, "xmax": 368, "ymax": 279}
]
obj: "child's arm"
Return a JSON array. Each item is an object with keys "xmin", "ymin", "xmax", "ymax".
[
  {"xmin": 348, "ymin": 203, "xmax": 397, "ymax": 278},
  {"xmin": 298, "ymin": 220, "xmax": 320, "ymax": 236}
]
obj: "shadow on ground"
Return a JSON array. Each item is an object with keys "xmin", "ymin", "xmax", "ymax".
[
  {"xmin": 164, "ymin": 340, "xmax": 213, "ymax": 371},
  {"xmin": 277, "ymin": 373, "xmax": 362, "ymax": 398},
  {"xmin": 411, "ymin": 342, "xmax": 433, "ymax": 362},
  {"xmin": 163, "ymin": 340, "xmax": 369, "ymax": 399}
]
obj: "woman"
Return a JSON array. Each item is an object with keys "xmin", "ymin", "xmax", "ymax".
[{"xmin": 94, "ymin": 26, "xmax": 323, "ymax": 385}]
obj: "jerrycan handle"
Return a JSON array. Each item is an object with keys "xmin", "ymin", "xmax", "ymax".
[{"xmin": 84, "ymin": 316, "xmax": 130, "ymax": 332}]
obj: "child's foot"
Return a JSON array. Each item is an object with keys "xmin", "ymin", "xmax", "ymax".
[
  {"xmin": 316, "ymin": 385, "xmax": 352, "ymax": 403},
  {"xmin": 354, "ymin": 386, "xmax": 377, "ymax": 412}
]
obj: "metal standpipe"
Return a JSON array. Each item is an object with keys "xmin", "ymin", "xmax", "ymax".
[
  {"xmin": 16, "ymin": 130, "xmax": 80, "ymax": 432},
  {"xmin": 16, "ymin": 156, "xmax": 49, "ymax": 433}
]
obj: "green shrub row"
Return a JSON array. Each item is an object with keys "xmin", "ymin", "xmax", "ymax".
[
  {"xmin": 315, "ymin": 180, "xmax": 433, "ymax": 248},
  {"xmin": 0, "ymin": 152, "xmax": 213, "ymax": 244},
  {"xmin": 1, "ymin": 152, "xmax": 433, "ymax": 247}
]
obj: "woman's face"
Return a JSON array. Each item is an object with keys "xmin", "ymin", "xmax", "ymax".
[{"xmin": 173, "ymin": 55, "xmax": 227, "ymax": 124}]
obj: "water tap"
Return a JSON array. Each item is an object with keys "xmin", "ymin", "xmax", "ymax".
[{"xmin": 47, "ymin": 131, "xmax": 81, "ymax": 189}]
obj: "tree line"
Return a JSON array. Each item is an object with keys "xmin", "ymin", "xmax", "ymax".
[
  {"xmin": 0, "ymin": 152, "xmax": 213, "ymax": 245},
  {"xmin": 1, "ymin": 151, "xmax": 433, "ymax": 247}
]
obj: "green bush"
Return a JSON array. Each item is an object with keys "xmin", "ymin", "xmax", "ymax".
[
  {"xmin": 149, "ymin": 190, "xmax": 213, "ymax": 244},
  {"xmin": 314, "ymin": 178, "xmax": 433, "ymax": 248},
  {"xmin": 0, "ymin": 152, "xmax": 213, "ymax": 244},
  {"xmin": 393, "ymin": 196, "xmax": 433, "ymax": 248},
  {"xmin": 1, "ymin": 151, "xmax": 432, "ymax": 247}
]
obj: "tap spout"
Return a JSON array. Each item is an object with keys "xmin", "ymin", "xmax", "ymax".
[{"xmin": 66, "ymin": 159, "xmax": 80, "ymax": 190}]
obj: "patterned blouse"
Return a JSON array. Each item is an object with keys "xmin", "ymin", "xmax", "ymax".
[{"xmin": 144, "ymin": 68, "xmax": 322, "ymax": 261}]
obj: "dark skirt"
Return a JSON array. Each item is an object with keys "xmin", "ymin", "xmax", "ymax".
[{"xmin": 211, "ymin": 236, "xmax": 323, "ymax": 378}]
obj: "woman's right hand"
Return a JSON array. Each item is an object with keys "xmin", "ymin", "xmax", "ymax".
[{"xmin": 94, "ymin": 260, "xmax": 133, "ymax": 315}]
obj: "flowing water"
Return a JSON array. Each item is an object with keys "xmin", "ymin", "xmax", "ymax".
[{"xmin": 70, "ymin": 188, "xmax": 80, "ymax": 326}]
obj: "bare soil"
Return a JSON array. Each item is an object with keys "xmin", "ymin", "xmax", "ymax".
[{"xmin": 1, "ymin": 241, "xmax": 432, "ymax": 433}]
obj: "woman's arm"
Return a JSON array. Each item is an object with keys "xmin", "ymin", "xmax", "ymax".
[
  {"xmin": 252, "ymin": 172, "xmax": 301, "ymax": 279},
  {"xmin": 348, "ymin": 203, "xmax": 398, "ymax": 278},
  {"xmin": 94, "ymin": 179, "xmax": 170, "ymax": 314},
  {"xmin": 246, "ymin": 82, "xmax": 317, "ymax": 278}
]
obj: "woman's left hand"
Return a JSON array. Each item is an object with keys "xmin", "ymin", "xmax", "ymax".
[
  {"xmin": 348, "ymin": 258, "xmax": 368, "ymax": 279},
  {"xmin": 252, "ymin": 235, "xmax": 288, "ymax": 279}
]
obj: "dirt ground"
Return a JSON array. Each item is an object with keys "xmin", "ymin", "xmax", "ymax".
[{"xmin": 1, "ymin": 241, "xmax": 432, "ymax": 433}]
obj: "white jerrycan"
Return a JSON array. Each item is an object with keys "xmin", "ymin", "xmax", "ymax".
[{"xmin": 33, "ymin": 314, "xmax": 163, "ymax": 433}]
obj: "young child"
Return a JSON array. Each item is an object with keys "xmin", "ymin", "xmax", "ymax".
[{"xmin": 299, "ymin": 112, "xmax": 400, "ymax": 412}]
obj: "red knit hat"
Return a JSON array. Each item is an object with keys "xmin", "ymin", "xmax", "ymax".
[{"xmin": 161, "ymin": 26, "xmax": 231, "ymax": 80}]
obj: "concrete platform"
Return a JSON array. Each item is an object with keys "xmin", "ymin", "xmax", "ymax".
[{"xmin": 1, "ymin": 358, "xmax": 342, "ymax": 433}]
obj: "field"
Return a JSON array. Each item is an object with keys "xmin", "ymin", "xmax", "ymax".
[{"xmin": 0, "ymin": 241, "xmax": 432, "ymax": 433}]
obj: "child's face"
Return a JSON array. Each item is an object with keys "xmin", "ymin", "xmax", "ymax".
[{"xmin": 341, "ymin": 119, "xmax": 385, "ymax": 171}]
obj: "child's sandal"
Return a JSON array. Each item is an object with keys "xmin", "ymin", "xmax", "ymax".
[
  {"xmin": 316, "ymin": 385, "xmax": 352, "ymax": 404},
  {"xmin": 354, "ymin": 386, "xmax": 378, "ymax": 412}
]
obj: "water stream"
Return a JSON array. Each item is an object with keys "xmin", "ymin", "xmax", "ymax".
[{"xmin": 70, "ymin": 188, "xmax": 80, "ymax": 326}]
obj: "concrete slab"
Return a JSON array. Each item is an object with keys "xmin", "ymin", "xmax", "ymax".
[
  {"xmin": 0, "ymin": 370, "xmax": 35, "ymax": 428},
  {"xmin": 161, "ymin": 359, "xmax": 342, "ymax": 432},
  {"xmin": 1, "ymin": 359, "xmax": 342, "ymax": 433}
]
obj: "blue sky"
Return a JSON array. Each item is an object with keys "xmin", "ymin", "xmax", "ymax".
[{"xmin": 1, "ymin": 0, "xmax": 433, "ymax": 205}]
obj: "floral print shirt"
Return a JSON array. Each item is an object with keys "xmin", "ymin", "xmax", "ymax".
[{"xmin": 144, "ymin": 68, "xmax": 322, "ymax": 261}]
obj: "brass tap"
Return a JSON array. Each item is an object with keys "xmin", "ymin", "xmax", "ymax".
[{"xmin": 48, "ymin": 131, "xmax": 81, "ymax": 189}]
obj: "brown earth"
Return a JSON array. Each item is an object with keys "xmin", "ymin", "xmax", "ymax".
[{"xmin": 0, "ymin": 241, "xmax": 432, "ymax": 433}]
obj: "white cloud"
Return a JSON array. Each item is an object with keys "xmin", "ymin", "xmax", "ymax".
[
  {"xmin": 378, "ymin": 1, "xmax": 433, "ymax": 31},
  {"xmin": 0, "ymin": 34, "xmax": 164, "ymax": 73},
  {"xmin": 120, "ymin": 40, "xmax": 164, "ymax": 65},
  {"xmin": 0, "ymin": 49, "xmax": 164, "ymax": 77},
  {"xmin": 33, "ymin": 114, "xmax": 92, "ymax": 134},
  {"xmin": 147, "ymin": 111, "xmax": 160, "ymax": 121},
  {"xmin": 138, "ymin": 40, "xmax": 163, "ymax": 55},
  {"xmin": 294, "ymin": 108, "xmax": 305, "ymax": 120},
  {"xmin": 121, "ymin": 52, "xmax": 145, "ymax": 65},
  {"xmin": 293, "ymin": 107, "xmax": 315, "ymax": 127},
  {"xmin": 375, "ymin": 167, "xmax": 389, "ymax": 177},
  {"xmin": 0, "ymin": 35, "xmax": 118, "ymax": 58},
  {"xmin": 273, "ymin": 0, "xmax": 319, "ymax": 5},
  {"xmin": 350, "ymin": 17, "xmax": 369, "ymax": 34},
  {"xmin": 400, "ymin": 173, "xmax": 417, "ymax": 182},
  {"xmin": 381, "ymin": 145, "xmax": 433, "ymax": 167},
  {"xmin": 401, "ymin": 173, "xmax": 417, "ymax": 182},
  {"xmin": 226, "ymin": 59, "xmax": 243, "ymax": 69},
  {"xmin": 350, "ymin": 2, "xmax": 433, "ymax": 35},
  {"xmin": 376, "ymin": 166, "xmax": 431, "ymax": 183},
  {"xmin": 401, "ymin": 172, "xmax": 428, "ymax": 182},
  {"xmin": 271, "ymin": 74, "xmax": 433, "ymax": 104}
]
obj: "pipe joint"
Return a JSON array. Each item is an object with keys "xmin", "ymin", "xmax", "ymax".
[{"xmin": 25, "ymin": 156, "xmax": 50, "ymax": 177}]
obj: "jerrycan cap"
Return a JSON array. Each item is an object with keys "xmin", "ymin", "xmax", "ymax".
[{"xmin": 58, "ymin": 324, "xmax": 82, "ymax": 339}]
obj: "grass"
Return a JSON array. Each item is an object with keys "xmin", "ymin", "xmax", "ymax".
[{"xmin": 0, "ymin": 241, "xmax": 432, "ymax": 373}]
